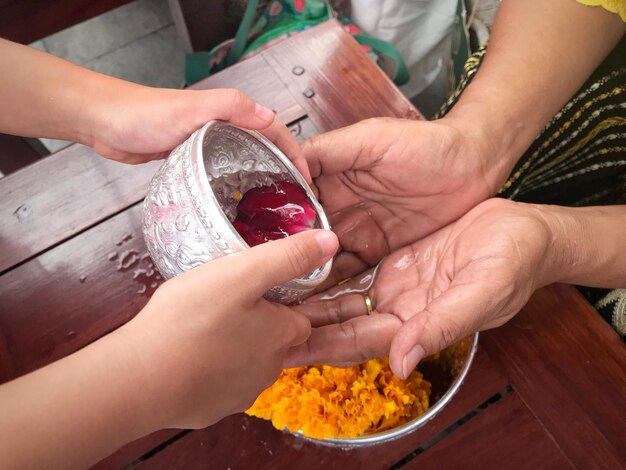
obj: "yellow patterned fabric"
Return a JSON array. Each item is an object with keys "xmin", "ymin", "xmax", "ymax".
[{"xmin": 576, "ymin": 0, "xmax": 626, "ymax": 21}]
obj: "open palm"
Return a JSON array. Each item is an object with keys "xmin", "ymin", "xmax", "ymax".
[
  {"xmin": 286, "ymin": 199, "xmax": 554, "ymax": 378},
  {"xmin": 303, "ymin": 117, "xmax": 501, "ymax": 286}
]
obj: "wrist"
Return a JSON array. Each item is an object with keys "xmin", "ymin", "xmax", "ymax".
[
  {"xmin": 116, "ymin": 308, "xmax": 225, "ymax": 430},
  {"xmin": 77, "ymin": 72, "xmax": 145, "ymax": 148},
  {"xmin": 526, "ymin": 204, "xmax": 593, "ymax": 288},
  {"xmin": 110, "ymin": 320, "xmax": 178, "ymax": 433},
  {"xmin": 440, "ymin": 98, "xmax": 529, "ymax": 196},
  {"xmin": 533, "ymin": 204, "xmax": 626, "ymax": 289}
]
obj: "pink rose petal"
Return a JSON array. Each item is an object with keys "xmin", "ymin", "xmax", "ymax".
[{"xmin": 234, "ymin": 181, "xmax": 316, "ymax": 246}]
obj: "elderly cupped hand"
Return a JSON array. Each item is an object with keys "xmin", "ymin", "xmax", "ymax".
[
  {"xmin": 289, "ymin": 197, "xmax": 565, "ymax": 378},
  {"xmin": 287, "ymin": 117, "xmax": 569, "ymax": 379}
]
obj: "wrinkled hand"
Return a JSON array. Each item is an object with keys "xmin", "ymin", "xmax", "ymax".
[
  {"xmin": 121, "ymin": 229, "xmax": 338, "ymax": 429},
  {"xmin": 89, "ymin": 86, "xmax": 310, "ymax": 181},
  {"xmin": 303, "ymin": 117, "xmax": 504, "ymax": 286},
  {"xmin": 286, "ymin": 199, "xmax": 555, "ymax": 378}
]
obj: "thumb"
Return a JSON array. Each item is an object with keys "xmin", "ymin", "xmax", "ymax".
[
  {"xmin": 197, "ymin": 88, "xmax": 277, "ymax": 130},
  {"xmin": 195, "ymin": 89, "xmax": 312, "ymax": 184},
  {"xmin": 271, "ymin": 309, "xmax": 312, "ymax": 349},
  {"xmin": 302, "ymin": 120, "xmax": 379, "ymax": 178},
  {"xmin": 388, "ymin": 282, "xmax": 487, "ymax": 379},
  {"xmin": 230, "ymin": 229, "xmax": 339, "ymax": 299}
]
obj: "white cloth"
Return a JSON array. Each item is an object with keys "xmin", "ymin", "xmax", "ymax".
[{"xmin": 350, "ymin": 0, "xmax": 458, "ymax": 99}]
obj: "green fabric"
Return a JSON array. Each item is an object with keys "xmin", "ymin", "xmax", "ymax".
[
  {"xmin": 243, "ymin": 3, "xmax": 333, "ymax": 55},
  {"xmin": 225, "ymin": 0, "xmax": 260, "ymax": 67},
  {"xmin": 185, "ymin": 51, "xmax": 213, "ymax": 85},
  {"xmin": 452, "ymin": 0, "xmax": 470, "ymax": 86},
  {"xmin": 184, "ymin": 0, "xmax": 410, "ymax": 87}
]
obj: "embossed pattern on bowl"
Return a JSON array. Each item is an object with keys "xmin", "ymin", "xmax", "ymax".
[{"xmin": 142, "ymin": 121, "xmax": 332, "ymax": 304}]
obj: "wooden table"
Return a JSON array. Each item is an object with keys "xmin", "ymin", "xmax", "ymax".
[{"xmin": 0, "ymin": 20, "xmax": 624, "ymax": 470}]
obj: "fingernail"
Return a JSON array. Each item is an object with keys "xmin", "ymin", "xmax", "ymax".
[
  {"xmin": 255, "ymin": 103, "xmax": 275, "ymax": 121},
  {"xmin": 314, "ymin": 230, "xmax": 338, "ymax": 258},
  {"xmin": 402, "ymin": 345, "xmax": 425, "ymax": 379}
]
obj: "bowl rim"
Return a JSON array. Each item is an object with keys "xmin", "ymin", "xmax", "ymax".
[
  {"xmin": 192, "ymin": 120, "xmax": 333, "ymax": 288},
  {"xmin": 298, "ymin": 332, "xmax": 480, "ymax": 447}
]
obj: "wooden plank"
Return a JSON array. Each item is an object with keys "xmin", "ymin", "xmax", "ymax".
[
  {"xmin": 134, "ymin": 346, "xmax": 508, "ymax": 469},
  {"xmin": 481, "ymin": 284, "xmax": 626, "ymax": 470},
  {"xmin": 0, "ymin": 203, "xmax": 152, "ymax": 377},
  {"xmin": 189, "ymin": 53, "xmax": 307, "ymax": 126},
  {"xmin": 288, "ymin": 116, "xmax": 320, "ymax": 143},
  {"xmin": 263, "ymin": 20, "xmax": 424, "ymax": 133},
  {"xmin": 0, "ymin": 118, "xmax": 317, "ymax": 379},
  {"xmin": 0, "ymin": 133, "xmax": 47, "ymax": 176},
  {"xmin": 92, "ymin": 429, "xmax": 181, "ymax": 470},
  {"xmin": 0, "ymin": 60, "xmax": 306, "ymax": 274},
  {"xmin": 0, "ymin": 0, "xmax": 131, "ymax": 44},
  {"xmin": 0, "ymin": 327, "xmax": 12, "ymax": 382},
  {"xmin": 0, "ymin": 145, "xmax": 161, "ymax": 274},
  {"xmin": 405, "ymin": 392, "xmax": 574, "ymax": 470}
]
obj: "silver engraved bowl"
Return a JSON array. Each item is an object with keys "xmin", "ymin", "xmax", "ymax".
[
  {"xmin": 296, "ymin": 333, "xmax": 479, "ymax": 448},
  {"xmin": 142, "ymin": 121, "xmax": 332, "ymax": 304}
]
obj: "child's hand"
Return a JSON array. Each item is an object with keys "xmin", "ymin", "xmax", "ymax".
[
  {"xmin": 286, "ymin": 199, "xmax": 555, "ymax": 377},
  {"xmin": 0, "ymin": 40, "xmax": 309, "ymax": 180},
  {"xmin": 121, "ymin": 228, "xmax": 338, "ymax": 430},
  {"xmin": 88, "ymin": 86, "xmax": 311, "ymax": 182}
]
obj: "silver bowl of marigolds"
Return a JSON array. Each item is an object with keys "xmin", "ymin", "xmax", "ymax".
[
  {"xmin": 246, "ymin": 334, "xmax": 479, "ymax": 448},
  {"xmin": 142, "ymin": 121, "xmax": 332, "ymax": 304}
]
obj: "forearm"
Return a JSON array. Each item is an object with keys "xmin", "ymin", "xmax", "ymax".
[
  {"xmin": 442, "ymin": 0, "xmax": 625, "ymax": 191},
  {"xmin": 537, "ymin": 204, "xmax": 626, "ymax": 288},
  {"xmin": 0, "ymin": 326, "xmax": 161, "ymax": 469},
  {"xmin": 0, "ymin": 38, "xmax": 140, "ymax": 145}
]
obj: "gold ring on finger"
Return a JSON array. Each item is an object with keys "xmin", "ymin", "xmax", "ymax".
[{"xmin": 362, "ymin": 293, "xmax": 374, "ymax": 315}]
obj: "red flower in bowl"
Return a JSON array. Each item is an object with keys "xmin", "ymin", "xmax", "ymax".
[{"xmin": 233, "ymin": 181, "xmax": 316, "ymax": 247}]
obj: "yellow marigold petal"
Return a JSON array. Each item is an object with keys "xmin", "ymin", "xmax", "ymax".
[{"xmin": 245, "ymin": 358, "xmax": 433, "ymax": 439}]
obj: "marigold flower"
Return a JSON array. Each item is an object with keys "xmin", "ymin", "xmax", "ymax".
[{"xmin": 246, "ymin": 358, "xmax": 431, "ymax": 439}]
